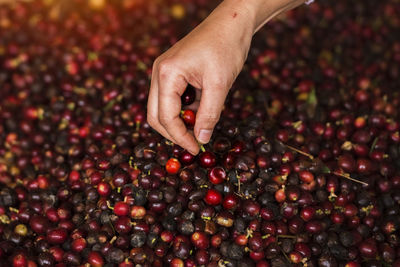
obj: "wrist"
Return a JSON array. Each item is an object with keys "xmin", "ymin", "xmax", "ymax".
[
  {"xmin": 204, "ymin": 0, "xmax": 256, "ymax": 54},
  {"xmin": 221, "ymin": 0, "xmax": 278, "ymax": 34},
  {"xmin": 223, "ymin": 0, "xmax": 306, "ymax": 34}
]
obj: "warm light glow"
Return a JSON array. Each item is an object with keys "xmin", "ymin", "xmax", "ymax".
[
  {"xmin": 89, "ymin": 0, "xmax": 106, "ymax": 10},
  {"xmin": 171, "ymin": 4, "xmax": 186, "ymax": 20}
]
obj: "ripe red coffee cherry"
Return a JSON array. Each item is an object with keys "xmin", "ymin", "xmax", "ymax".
[
  {"xmin": 87, "ymin": 251, "xmax": 104, "ymax": 267},
  {"xmin": 114, "ymin": 201, "xmax": 129, "ymax": 216},
  {"xmin": 208, "ymin": 166, "xmax": 226, "ymax": 185},
  {"xmin": 165, "ymin": 158, "xmax": 181, "ymax": 174},
  {"xmin": 71, "ymin": 237, "xmax": 87, "ymax": 252},
  {"xmin": 97, "ymin": 181, "xmax": 111, "ymax": 197},
  {"xmin": 344, "ymin": 262, "xmax": 360, "ymax": 267},
  {"xmin": 204, "ymin": 189, "xmax": 222, "ymax": 206},
  {"xmin": 299, "ymin": 170, "xmax": 314, "ymax": 183},
  {"xmin": 289, "ymin": 251, "xmax": 303, "ymax": 264},
  {"xmin": 235, "ymin": 234, "xmax": 248, "ymax": 246},
  {"xmin": 359, "ymin": 240, "xmax": 377, "ymax": 258},
  {"xmin": 191, "ymin": 231, "xmax": 209, "ymax": 249},
  {"xmin": 47, "ymin": 228, "xmax": 68, "ymax": 244},
  {"xmin": 12, "ymin": 253, "xmax": 28, "ymax": 267},
  {"xmin": 181, "ymin": 110, "xmax": 196, "ymax": 127},
  {"xmin": 300, "ymin": 206, "xmax": 316, "ymax": 221},
  {"xmin": 170, "ymin": 258, "xmax": 184, "ymax": 267},
  {"xmin": 179, "ymin": 151, "xmax": 195, "ymax": 165},
  {"xmin": 275, "ymin": 188, "xmax": 286, "ymax": 203},
  {"xmin": 199, "ymin": 151, "xmax": 216, "ymax": 168},
  {"xmin": 223, "ymin": 194, "xmax": 239, "ymax": 210}
]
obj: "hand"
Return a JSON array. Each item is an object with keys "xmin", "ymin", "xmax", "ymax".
[
  {"xmin": 147, "ymin": 1, "xmax": 254, "ymax": 155},
  {"xmin": 147, "ymin": 0, "xmax": 308, "ymax": 155}
]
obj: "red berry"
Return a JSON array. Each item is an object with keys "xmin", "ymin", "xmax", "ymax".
[
  {"xmin": 208, "ymin": 166, "xmax": 226, "ymax": 184},
  {"xmin": 191, "ymin": 231, "xmax": 209, "ymax": 249},
  {"xmin": 114, "ymin": 201, "xmax": 129, "ymax": 216},
  {"xmin": 170, "ymin": 258, "xmax": 184, "ymax": 267},
  {"xmin": 71, "ymin": 237, "xmax": 87, "ymax": 252},
  {"xmin": 165, "ymin": 158, "xmax": 181, "ymax": 174},
  {"xmin": 199, "ymin": 151, "xmax": 216, "ymax": 168},
  {"xmin": 13, "ymin": 253, "xmax": 28, "ymax": 267},
  {"xmin": 345, "ymin": 262, "xmax": 361, "ymax": 267},
  {"xmin": 181, "ymin": 109, "xmax": 196, "ymax": 127},
  {"xmin": 299, "ymin": 170, "xmax": 314, "ymax": 183},
  {"xmin": 68, "ymin": 170, "xmax": 80, "ymax": 183},
  {"xmin": 204, "ymin": 189, "xmax": 222, "ymax": 206},
  {"xmin": 222, "ymin": 194, "xmax": 239, "ymax": 210},
  {"xmin": 97, "ymin": 181, "xmax": 111, "ymax": 197},
  {"xmin": 179, "ymin": 151, "xmax": 195, "ymax": 165},
  {"xmin": 235, "ymin": 234, "xmax": 248, "ymax": 246},
  {"xmin": 275, "ymin": 188, "xmax": 286, "ymax": 203},
  {"xmin": 87, "ymin": 251, "xmax": 104, "ymax": 267},
  {"xmin": 289, "ymin": 251, "xmax": 302, "ymax": 264},
  {"xmin": 47, "ymin": 228, "xmax": 68, "ymax": 244}
]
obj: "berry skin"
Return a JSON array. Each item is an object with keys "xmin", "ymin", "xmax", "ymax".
[
  {"xmin": 199, "ymin": 151, "xmax": 217, "ymax": 168},
  {"xmin": 181, "ymin": 85, "xmax": 196, "ymax": 106},
  {"xmin": 299, "ymin": 170, "xmax": 314, "ymax": 183},
  {"xmin": 204, "ymin": 189, "xmax": 222, "ymax": 206},
  {"xmin": 114, "ymin": 201, "xmax": 129, "ymax": 216},
  {"xmin": 191, "ymin": 231, "xmax": 209, "ymax": 249},
  {"xmin": 223, "ymin": 194, "xmax": 239, "ymax": 210},
  {"xmin": 208, "ymin": 166, "xmax": 226, "ymax": 184},
  {"xmin": 87, "ymin": 252, "xmax": 104, "ymax": 267},
  {"xmin": 166, "ymin": 158, "xmax": 181, "ymax": 174},
  {"xmin": 97, "ymin": 181, "xmax": 111, "ymax": 197},
  {"xmin": 181, "ymin": 109, "xmax": 196, "ymax": 127}
]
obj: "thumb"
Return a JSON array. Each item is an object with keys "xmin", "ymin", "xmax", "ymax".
[{"xmin": 194, "ymin": 82, "xmax": 229, "ymax": 144}]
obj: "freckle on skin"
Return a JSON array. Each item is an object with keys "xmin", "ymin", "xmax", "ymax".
[{"xmin": 232, "ymin": 12, "xmax": 237, "ymax": 18}]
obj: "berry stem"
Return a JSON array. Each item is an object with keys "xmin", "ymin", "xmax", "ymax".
[
  {"xmin": 199, "ymin": 144, "xmax": 206, "ymax": 152},
  {"xmin": 332, "ymin": 171, "xmax": 368, "ymax": 186},
  {"xmin": 284, "ymin": 144, "xmax": 314, "ymax": 160}
]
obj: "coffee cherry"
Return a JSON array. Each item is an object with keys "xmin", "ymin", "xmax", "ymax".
[
  {"xmin": 114, "ymin": 201, "xmax": 129, "ymax": 216},
  {"xmin": 208, "ymin": 166, "xmax": 226, "ymax": 185},
  {"xmin": 47, "ymin": 228, "xmax": 68, "ymax": 244},
  {"xmin": 204, "ymin": 189, "xmax": 222, "ymax": 206},
  {"xmin": 199, "ymin": 151, "xmax": 216, "ymax": 168},
  {"xmin": 166, "ymin": 158, "xmax": 181, "ymax": 174},
  {"xmin": 181, "ymin": 110, "xmax": 196, "ymax": 127},
  {"xmin": 181, "ymin": 85, "xmax": 196, "ymax": 106},
  {"xmin": 191, "ymin": 231, "xmax": 209, "ymax": 249}
]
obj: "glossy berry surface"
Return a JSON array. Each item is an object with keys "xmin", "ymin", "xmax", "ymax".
[
  {"xmin": 181, "ymin": 85, "xmax": 196, "ymax": 106},
  {"xmin": 165, "ymin": 158, "xmax": 181, "ymax": 174},
  {"xmin": 204, "ymin": 189, "xmax": 222, "ymax": 206},
  {"xmin": 181, "ymin": 109, "xmax": 196, "ymax": 127}
]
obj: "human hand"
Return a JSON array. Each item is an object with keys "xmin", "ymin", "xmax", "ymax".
[
  {"xmin": 147, "ymin": 1, "xmax": 255, "ymax": 155},
  {"xmin": 147, "ymin": 0, "xmax": 309, "ymax": 155}
]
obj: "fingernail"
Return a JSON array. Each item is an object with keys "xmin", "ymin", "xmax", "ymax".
[{"xmin": 198, "ymin": 129, "xmax": 212, "ymax": 144}]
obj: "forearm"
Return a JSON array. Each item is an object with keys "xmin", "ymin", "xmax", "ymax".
[{"xmin": 219, "ymin": 0, "xmax": 306, "ymax": 34}]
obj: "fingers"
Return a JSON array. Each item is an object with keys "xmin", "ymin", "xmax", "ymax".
[
  {"xmin": 147, "ymin": 63, "xmax": 178, "ymax": 144},
  {"xmin": 157, "ymin": 64, "xmax": 200, "ymax": 155},
  {"xmin": 194, "ymin": 80, "xmax": 229, "ymax": 144}
]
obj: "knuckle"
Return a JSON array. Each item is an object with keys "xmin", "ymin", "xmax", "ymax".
[
  {"xmin": 152, "ymin": 57, "xmax": 161, "ymax": 70},
  {"xmin": 158, "ymin": 60, "xmax": 173, "ymax": 77},
  {"xmin": 207, "ymin": 75, "xmax": 227, "ymax": 91}
]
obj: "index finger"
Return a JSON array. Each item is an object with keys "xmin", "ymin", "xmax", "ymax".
[{"xmin": 157, "ymin": 72, "xmax": 200, "ymax": 155}]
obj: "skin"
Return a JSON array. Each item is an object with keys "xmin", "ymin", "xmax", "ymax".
[{"xmin": 148, "ymin": 0, "xmax": 308, "ymax": 155}]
